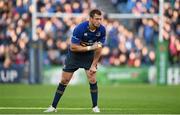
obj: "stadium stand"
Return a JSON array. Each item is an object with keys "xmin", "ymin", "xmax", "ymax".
[
  {"xmin": 0, "ymin": 0, "xmax": 30, "ymax": 68},
  {"xmin": 110, "ymin": 0, "xmax": 159, "ymax": 14},
  {"xmin": 0, "ymin": 0, "xmax": 179, "ymax": 69}
]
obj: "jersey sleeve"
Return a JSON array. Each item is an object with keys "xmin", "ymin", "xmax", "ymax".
[
  {"xmin": 71, "ymin": 25, "xmax": 83, "ymax": 44},
  {"xmin": 98, "ymin": 26, "xmax": 106, "ymax": 45}
]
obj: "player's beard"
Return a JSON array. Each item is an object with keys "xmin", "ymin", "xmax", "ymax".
[{"xmin": 92, "ymin": 23, "xmax": 100, "ymax": 29}]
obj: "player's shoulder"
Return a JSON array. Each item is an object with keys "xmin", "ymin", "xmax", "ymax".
[
  {"xmin": 75, "ymin": 21, "xmax": 89, "ymax": 30},
  {"xmin": 73, "ymin": 21, "xmax": 88, "ymax": 35},
  {"xmin": 99, "ymin": 24, "xmax": 106, "ymax": 33}
]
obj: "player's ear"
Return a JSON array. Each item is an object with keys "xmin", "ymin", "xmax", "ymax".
[{"xmin": 90, "ymin": 16, "xmax": 94, "ymax": 20}]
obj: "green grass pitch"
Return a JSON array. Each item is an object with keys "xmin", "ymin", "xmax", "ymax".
[{"xmin": 0, "ymin": 84, "xmax": 180, "ymax": 114}]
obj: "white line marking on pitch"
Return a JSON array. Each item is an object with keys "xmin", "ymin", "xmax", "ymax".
[
  {"xmin": 0, "ymin": 107, "xmax": 90, "ymax": 110},
  {"xmin": 0, "ymin": 107, "xmax": 159, "ymax": 110}
]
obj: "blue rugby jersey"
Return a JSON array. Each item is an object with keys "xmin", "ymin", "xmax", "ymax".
[
  {"xmin": 64, "ymin": 21, "xmax": 106, "ymax": 70},
  {"xmin": 71, "ymin": 21, "xmax": 106, "ymax": 47}
]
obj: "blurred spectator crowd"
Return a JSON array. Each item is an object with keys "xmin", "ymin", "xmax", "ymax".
[
  {"xmin": 37, "ymin": 0, "xmax": 96, "ymax": 14},
  {"xmin": 0, "ymin": 0, "xmax": 31, "ymax": 68},
  {"xmin": 111, "ymin": 0, "xmax": 159, "ymax": 14},
  {"xmin": 0, "ymin": 0, "xmax": 179, "ymax": 69},
  {"xmin": 163, "ymin": 0, "xmax": 180, "ymax": 65}
]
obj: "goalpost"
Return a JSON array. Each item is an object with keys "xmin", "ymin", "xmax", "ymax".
[{"xmin": 30, "ymin": 0, "xmax": 167, "ymax": 85}]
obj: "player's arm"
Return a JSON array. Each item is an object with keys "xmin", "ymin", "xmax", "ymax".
[
  {"xmin": 91, "ymin": 47, "xmax": 102, "ymax": 67},
  {"xmin": 70, "ymin": 42, "xmax": 101, "ymax": 52},
  {"xmin": 70, "ymin": 25, "xmax": 97, "ymax": 52},
  {"xmin": 88, "ymin": 46, "xmax": 102, "ymax": 74},
  {"xmin": 89, "ymin": 27, "xmax": 106, "ymax": 73}
]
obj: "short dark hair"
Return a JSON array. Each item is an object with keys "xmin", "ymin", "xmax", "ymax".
[{"xmin": 89, "ymin": 9, "xmax": 102, "ymax": 18}]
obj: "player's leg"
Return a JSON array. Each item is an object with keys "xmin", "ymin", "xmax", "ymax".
[
  {"xmin": 85, "ymin": 70, "xmax": 100, "ymax": 112},
  {"xmin": 44, "ymin": 71, "xmax": 74, "ymax": 112},
  {"xmin": 52, "ymin": 71, "xmax": 74, "ymax": 108}
]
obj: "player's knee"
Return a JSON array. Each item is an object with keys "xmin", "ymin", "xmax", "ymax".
[
  {"xmin": 88, "ymin": 77, "xmax": 96, "ymax": 84},
  {"xmin": 61, "ymin": 77, "xmax": 70, "ymax": 85}
]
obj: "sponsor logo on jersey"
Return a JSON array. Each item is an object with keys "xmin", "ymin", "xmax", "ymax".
[
  {"xmin": 84, "ymin": 33, "xmax": 88, "ymax": 36},
  {"xmin": 96, "ymin": 32, "xmax": 101, "ymax": 37}
]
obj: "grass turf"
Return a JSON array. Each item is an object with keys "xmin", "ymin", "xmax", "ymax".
[{"xmin": 0, "ymin": 84, "xmax": 180, "ymax": 114}]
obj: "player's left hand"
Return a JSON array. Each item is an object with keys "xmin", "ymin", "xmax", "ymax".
[
  {"xmin": 97, "ymin": 42, "xmax": 102, "ymax": 48},
  {"xmin": 89, "ymin": 65, "xmax": 97, "ymax": 74},
  {"xmin": 91, "ymin": 42, "xmax": 102, "ymax": 50}
]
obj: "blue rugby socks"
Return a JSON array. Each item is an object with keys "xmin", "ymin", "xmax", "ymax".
[
  {"xmin": 51, "ymin": 82, "xmax": 98, "ymax": 108},
  {"xmin": 52, "ymin": 83, "xmax": 67, "ymax": 108},
  {"xmin": 90, "ymin": 82, "xmax": 98, "ymax": 107}
]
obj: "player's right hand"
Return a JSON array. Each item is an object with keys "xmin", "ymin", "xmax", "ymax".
[{"xmin": 91, "ymin": 42, "xmax": 102, "ymax": 50}]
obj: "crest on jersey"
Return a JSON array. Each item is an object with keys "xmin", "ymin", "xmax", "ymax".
[{"xmin": 96, "ymin": 32, "xmax": 101, "ymax": 37}]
